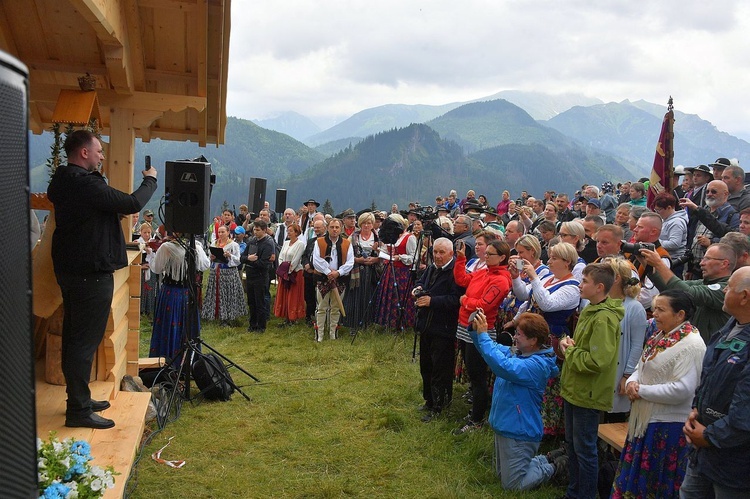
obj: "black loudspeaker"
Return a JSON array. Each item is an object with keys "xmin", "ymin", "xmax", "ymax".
[
  {"xmin": 0, "ymin": 51, "xmax": 36, "ymax": 497},
  {"xmin": 275, "ymin": 189, "xmax": 287, "ymax": 214},
  {"xmin": 165, "ymin": 160, "xmax": 212, "ymax": 234},
  {"xmin": 249, "ymin": 177, "xmax": 267, "ymax": 216}
]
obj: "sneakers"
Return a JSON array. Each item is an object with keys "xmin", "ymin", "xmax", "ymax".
[
  {"xmin": 551, "ymin": 455, "xmax": 569, "ymax": 486},
  {"xmin": 452, "ymin": 420, "xmax": 483, "ymax": 435}
]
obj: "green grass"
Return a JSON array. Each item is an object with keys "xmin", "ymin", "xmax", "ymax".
[{"xmin": 132, "ymin": 313, "xmax": 565, "ymax": 498}]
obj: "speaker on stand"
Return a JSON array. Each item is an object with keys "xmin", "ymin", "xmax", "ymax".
[
  {"xmin": 248, "ymin": 177, "xmax": 267, "ymax": 218},
  {"xmin": 275, "ymin": 189, "xmax": 287, "ymax": 218},
  {"xmin": 164, "ymin": 160, "xmax": 212, "ymax": 234}
]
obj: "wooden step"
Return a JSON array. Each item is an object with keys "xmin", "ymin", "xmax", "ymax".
[
  {"xmin": 36, "ymin": 378, "xmax": 114, "ymax": 443},
  {"xmin": 91, "ymin": 391, "xmax": 152, "ymax": 499}
]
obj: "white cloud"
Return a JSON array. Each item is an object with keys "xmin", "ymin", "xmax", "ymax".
[{"xmin": 227, "ymin": 0, "xmax": 750, "ymax": 136}]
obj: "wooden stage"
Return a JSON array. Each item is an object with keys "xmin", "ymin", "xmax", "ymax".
[{"xmin": 35, "ymin": 362, "xmax": 152, "ymax": 499}]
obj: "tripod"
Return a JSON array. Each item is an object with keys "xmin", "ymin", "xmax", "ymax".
[{"xmin": 160, "ymin": 235, "xmax": 258, "ymax": 409}]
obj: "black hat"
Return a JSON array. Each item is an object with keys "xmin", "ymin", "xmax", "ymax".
[
  {"xmin": 484, "ymin": 206, "xmax": 498, "ymax": 217},
  {"xmin": 304, "ymin": 198, "xmax": 320, "ymax": 207},
  {"xmin": 709, "ymin": 157, "xmax": 731, "ymax": 170},
  {"xmin": 463, "ymin": 200, "xmax": 485, "ymax": 213},
  {"xmin": 685, "ymin": 164, "xmax": 713, "ymax": 176}
]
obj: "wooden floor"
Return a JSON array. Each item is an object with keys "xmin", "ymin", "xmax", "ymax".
[{"xmin": 35, "ymin": 363, "xmax": 151, "ymax": 499}]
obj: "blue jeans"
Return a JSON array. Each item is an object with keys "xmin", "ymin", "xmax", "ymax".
[
  {"xmin": 680, "ymin": 461, "xmax": 750, "ymax": 499},
  {"xmin": 564, "ymin": 400, "xmax": 600, "ymax": 499},
  {"xmin": 494, "ymin": 434, "xmax": 554, "ymax": 490}
]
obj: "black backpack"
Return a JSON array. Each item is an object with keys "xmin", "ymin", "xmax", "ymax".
[{"xmin": 193, "ymin": 353, "xmax": 234, "ymax": 401}]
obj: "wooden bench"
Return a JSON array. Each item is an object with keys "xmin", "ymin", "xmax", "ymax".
[{"xmin": 598, "ymin": 422, "xmax": 628, "ymax": 452}]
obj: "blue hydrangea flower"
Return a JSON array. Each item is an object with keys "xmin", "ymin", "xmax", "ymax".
[{"xmin": 42, "ymin": 482, "xmax": 70, "ymax": 498}]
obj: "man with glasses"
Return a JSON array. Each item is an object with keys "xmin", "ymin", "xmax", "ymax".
[
  {"xmin": 680, "ymin": 180, "xmax": 739, "ymax": 280},
  {"xmin": 639, "ymin": 243, "xmax": 734, "ymax": 343},
  {"xmin": 453, "ymin": 214, "xmax": 476, "ymax": 260}
]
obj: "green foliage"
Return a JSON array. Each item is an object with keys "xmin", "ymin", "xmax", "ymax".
[{"xmin": 132, "ymin": 317, "xmax": 564, "ymax": 498}]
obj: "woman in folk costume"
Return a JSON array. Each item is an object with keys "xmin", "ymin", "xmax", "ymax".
[
  {"xmin": 273, "ymin": 223, "xmax": 307, "ymax": 326},
  {"xmin": 612, "ymin": 290, "xmax": 705, "ymax": 498},
  {"xmin": 509, "ymin": 242, "xmax": 581, "ymax": 437},
  {"xmin": 374, "ymin": 214, "xmax": 417, "ymax": 329},
  {"xmin": 201, "ymin": 224, "xmax": 246, "ymax": 324},
  {"xmin": 136, "ymin": 222, "xmax": 159, "ymax": 316},
  {"xmin": 342, "ymin": 211, "xmax": 380, "ymax": 330},
  {"xmin": 149, "ymin": 234, "xmax": 210, "ymax": 359}
]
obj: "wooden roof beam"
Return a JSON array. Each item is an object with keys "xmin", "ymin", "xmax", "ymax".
[
  {"xmin": 69, "ymin": 0, "xmax": 134, "ymax": 93},
  {"xmin": 31, "ymin": 83, "xmax": 206, "ymax": 114},
  {"xmin": 122, "ymin": 0, "xmax": 145, "ymax": 91}
]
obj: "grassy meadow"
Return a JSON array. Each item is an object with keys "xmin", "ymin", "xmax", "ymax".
[{"xmin": 130, "ymin": 312, "xmax": 565, "ymax": 499}]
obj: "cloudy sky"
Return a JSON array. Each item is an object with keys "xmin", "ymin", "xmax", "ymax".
[{"xmin": 227, "ymin": 0, "xmax": 750, "ymax": 137}]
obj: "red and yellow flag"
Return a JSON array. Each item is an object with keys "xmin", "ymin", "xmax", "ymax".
[{"xmin": 647, "ymin": 99, "xmax": 675, "ymax": 209}]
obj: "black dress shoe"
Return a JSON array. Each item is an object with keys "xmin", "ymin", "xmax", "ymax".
[
  {"xmin": 91, "ymin": 400, "xmax": 111, "ymax": 412},
  {"xmin": 65, "ymin": 413, "xmax": 115, "ymax": 429}
]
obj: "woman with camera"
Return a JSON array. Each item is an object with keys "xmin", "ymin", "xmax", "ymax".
[
  {"xmin": 471, "ymin": 309, "xmax": 563, "ymax": 490},
  {"xmin": 452, "ymin": 239, "xmax": 512, "ymax": 435},
  {"xmin": 507, "ymin": 241, "xmax": 582, "ymax": 438}
]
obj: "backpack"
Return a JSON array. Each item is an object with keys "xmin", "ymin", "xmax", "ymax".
[{"xmin": 193, "ymin": 353, "xmax": 234, "ymax": 401}]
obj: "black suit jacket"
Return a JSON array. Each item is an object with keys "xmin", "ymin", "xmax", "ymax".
[{"xmin": 414, "ymin": 259, "xmax": 465, "ymax": 338}]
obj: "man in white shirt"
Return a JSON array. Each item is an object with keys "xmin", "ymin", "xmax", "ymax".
[{"xmin": 312, "ymin": 218, "xmax": 354, "ymax": 341}]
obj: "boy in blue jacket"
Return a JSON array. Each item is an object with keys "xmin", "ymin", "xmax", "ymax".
[{"xmin": 471, "ymin": 310, "xmax": 562, "ymax": 490}]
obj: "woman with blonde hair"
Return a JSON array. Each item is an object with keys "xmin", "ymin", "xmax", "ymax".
[
  {"xmin": 374, "ymin": 213, "xmax": 417, "ymax": 328},
  {"xmin": 558, "ymin": 221, "xmax": 587, "ymax": 281},
  {"xmin": 508, "ymin": 241, "xmax": 581, "ymax": 437},
  {"xmin": 603, "ymin": 256, "xmax": 648, "ymax": 422},
  {"xmin": 343, "ymin": 211, "xmax": 380, "ymax": 329}
]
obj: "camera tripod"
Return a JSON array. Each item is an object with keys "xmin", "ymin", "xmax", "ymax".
[{"xmin": 158, "ymin": 235, "xmax": 258, "ymax": 416}]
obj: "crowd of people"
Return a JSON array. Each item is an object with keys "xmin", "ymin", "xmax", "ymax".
[{"xmin": 131, "ymin": 159, "xmax": 750, "ymax": 498}]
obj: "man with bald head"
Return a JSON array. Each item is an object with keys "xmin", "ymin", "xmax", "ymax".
[
  {"xmin": 680, "ymin": 180, "xmax": 739, "ymax": 279},
  {"xmin": 640, "ymin": 243, "xmax": 734, "ymax": 342},
  {"xmin": 680, "ymin": 266, "xmax": 750, "ymax": 497}
]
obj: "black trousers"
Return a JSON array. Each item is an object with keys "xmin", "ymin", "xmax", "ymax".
[
  {"xmin": 419, "ymin": 333, "xmax": 456, "ymax": 411},
  {"xmin": 463, "ymin": 339, "xmax": 490, "ymax": 423},
  {"xmin": 56, "ymin": 272, "xmax": 114, "ymax": 418},
  {"xmin": 304, "ymin": 271, "xmax": 316, "ymax": 319},
  {"xmin": 247, "ymin": 275, "xmax": 269, "ymax": 329}
]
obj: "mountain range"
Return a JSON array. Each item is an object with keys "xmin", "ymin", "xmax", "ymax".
[{"xmin": 29, "ymin": 91, "xmax": 750, "ymax": 218}]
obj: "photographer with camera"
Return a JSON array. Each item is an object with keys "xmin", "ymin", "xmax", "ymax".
[
  {"xmin": 623, "ymin": 212, "xmax": 672, "ymax": 311},
  {"xmin": 637, "ymin": 243, "xmax": 733, "ymax": 343},
  {"xmin": 413, "ymin": 238, "xmax": 464, "ymax": 422}
]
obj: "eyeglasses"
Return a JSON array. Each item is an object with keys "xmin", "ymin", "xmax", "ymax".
[
  {"xmin": 701, "ymin": 256, "xmax": 727, "ymax": 262},
  {"xmin": 485, "ymin": 252, "xmax": 500, "ymax": 257},
  {"xmin": 559, "ymin": 233, "xmax": 574, "ymax": 238}
]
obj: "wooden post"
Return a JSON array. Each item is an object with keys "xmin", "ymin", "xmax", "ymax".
[{"xmin": 106, "ymin": 107, "xmax": 136, "ymax": 240}]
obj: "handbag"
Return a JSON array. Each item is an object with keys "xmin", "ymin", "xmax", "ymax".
[{"xmin": 275, "ymin": 261, "xmax": 294, "ymax": 284}]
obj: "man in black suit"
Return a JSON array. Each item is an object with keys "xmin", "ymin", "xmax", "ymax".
[{"xmin": 413, "ymin": 237, "xmax": 465, "ymax": 422}]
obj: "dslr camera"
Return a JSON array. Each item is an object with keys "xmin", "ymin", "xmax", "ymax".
[{"xmin": 621, "ymin": 241, "xmax": 655, "ymax": 256}]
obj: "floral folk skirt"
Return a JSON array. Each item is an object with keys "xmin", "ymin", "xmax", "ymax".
[
  {"xmin": 611, "ymin": 421, "xmax": 689, "ymax": 499},
  {"xmin": 373, "ymin": 264, "xmax": 415, "ymax": 329},
  {"xmin": 150, "ymin": 284, "xmax": 200, "ymax": 360},
  {"xmin": 201, "ymin": 266, "xmax": 247, "ymax": 321}
]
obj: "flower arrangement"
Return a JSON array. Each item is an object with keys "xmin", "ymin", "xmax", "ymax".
[{"xmin": 37, "ymin": 433, "xmax": 117, "ymax": 499}]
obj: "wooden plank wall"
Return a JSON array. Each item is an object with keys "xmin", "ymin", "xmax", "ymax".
[{"xmin": 98, "ymin": 250, "xmax": 141, "ymax": 394}]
